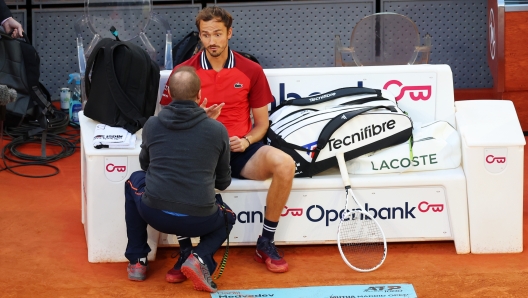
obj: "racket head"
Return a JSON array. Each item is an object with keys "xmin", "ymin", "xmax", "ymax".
[{"xmin": 337, "ymin": 209, "xmax": 387, "ymax": 272}]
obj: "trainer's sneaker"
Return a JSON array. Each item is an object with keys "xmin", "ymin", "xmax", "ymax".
[
  {"xmin": 181, "ymin": 253, "xmax": 217, "ymax": 293},
  {"xmin": 127, "ymin": 258, "xmax": 148, "ymax": 281},
  {"xmin": 254, "ymin": 236, "xmax": 289, "ymax": 273},
  {"xmin": 166, "ymin": 248, "xmax": 191, "ymax": 283}
]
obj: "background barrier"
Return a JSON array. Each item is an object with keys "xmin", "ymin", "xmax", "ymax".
[{"xmin": 4, "ymin": 0, "xmax": 494, "ymax": 101}]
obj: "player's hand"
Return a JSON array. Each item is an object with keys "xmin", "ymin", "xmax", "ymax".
[
  {"xmin": 2, "ymin": 17, "xmax": 24, "ymax": 39},
  {"xmin": 229, "ymin": 136, "xmax": 249, "ymax": 152},
  {"xmin": 200, "ymin": 98, "xmax": 224, "ymax": 120}
]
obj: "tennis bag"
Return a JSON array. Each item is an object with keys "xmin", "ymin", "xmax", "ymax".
[
  {"xmin": 266, "ymin": 87, "xmax": 413, "ymax": 177},
  {"xmin": 172, "ymin": 31, "xmax": 201, "ymax": 67},
  {"xmin": 84, "ymin": 38, "xmax": 160, "ymax": 134},
  {"xmin": 0, "ymin": 31, "xmax": 53, "ymax": 128},
  {"xmin": 346, "ymin": 120, "xmax": 461, "ymax": 174}
]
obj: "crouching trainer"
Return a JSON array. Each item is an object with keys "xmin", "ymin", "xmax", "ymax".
[{"xmin": 124, "ymin": 66, "xmax": 234, "ymax": 293}]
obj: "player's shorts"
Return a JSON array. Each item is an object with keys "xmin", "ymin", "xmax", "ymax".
[{"xmin": 230, "ymin": 141, "xmax": 265, "ymax": 179}]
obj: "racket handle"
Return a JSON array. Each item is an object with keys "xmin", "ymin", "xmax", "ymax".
[{"xmin": 336, "ymin": 152, "xmax": 351, "ymax": 188}]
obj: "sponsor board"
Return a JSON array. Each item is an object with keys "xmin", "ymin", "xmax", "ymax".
[
  {"xmin": 222, "ymin": 187, "xmax": 451, "ymax": 243},
  {"xmin": 211, "ymin": 284, "xmax": 417, "ymax": 298},
  {"xmin": 264, "ymin": 70, "xmax": 436, "ymax": 126}
]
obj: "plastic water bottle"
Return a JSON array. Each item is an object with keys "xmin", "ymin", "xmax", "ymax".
[{"xmin": 68, "ymin": 73, "xmax": 83, "ymax": 124}]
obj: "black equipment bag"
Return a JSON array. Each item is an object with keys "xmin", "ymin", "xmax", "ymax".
[
  {"xmin": 0, "ymin": 31, "xmax": 53, "ymax": 128},
  {"xmin": 237, "ymin": 51, "xmax": 260, "ymax": 65},
  {"xmin": 172, "ymin": 31, "xmax": 201, "ymax": 67},
  {"xmin": 267, "ymin": 87, "xmax": 413, "ymax": 177},
  {"xmin": 84, "ymin": 38, "xmax": 160, "ymax": 134}
]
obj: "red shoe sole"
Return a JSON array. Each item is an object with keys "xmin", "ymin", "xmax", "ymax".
[
  {"xmin": 181, "ymin": 267, "xmax": 217, "ymax": 293},
  {"xmin": 165, "ymin": 274, "xmax": 187, "ymax": 283},
  {"xmin": 254, "ymin": 253, "xmax": 289, "ymax": 273}
]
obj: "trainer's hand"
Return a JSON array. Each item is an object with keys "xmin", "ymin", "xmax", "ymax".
[
  {"xmin": 229, "ymin": 136, "xmax": 249, "ymax": 152},
  {"xmin": 200, "ymin": 98, "xmax": 224, "ymax": 120},
  {"xmin": 2, "ymin": 17, "xmax": 24, "ymax": 39}
]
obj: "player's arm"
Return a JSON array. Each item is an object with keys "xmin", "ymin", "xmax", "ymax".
[
  {"xmin": 229, "ymin": 105, "xmax": 269, "ymax": 152},
  {"xmin": 246, "ymin": 106, "xmax": 269, "ymax": 143}
]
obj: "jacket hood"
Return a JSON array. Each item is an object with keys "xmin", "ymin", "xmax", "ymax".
[{"xmin": 157, "ymin": 100, "xmax": 207, "ymax": 130}]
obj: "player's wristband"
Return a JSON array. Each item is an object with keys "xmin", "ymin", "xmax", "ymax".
[{"xmin": 242, "ymin": 136, "xmax": 251, "ymax": 146}]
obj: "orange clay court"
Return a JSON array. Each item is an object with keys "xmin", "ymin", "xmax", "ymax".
[{"xmin": 0, "ymin": 132, "xmax": 527, "ymax": 298}]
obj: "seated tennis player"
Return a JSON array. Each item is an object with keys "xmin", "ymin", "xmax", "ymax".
[
  {"xmin": 124, "ymin": 66, "xmax": 234, "ymax": 293},
  {"xmin": 161, "ymin": 6, "xmax": 295, "ymax": 274}
]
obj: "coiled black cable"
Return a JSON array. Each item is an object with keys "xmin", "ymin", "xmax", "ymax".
[{"xmin": 1, "ymin": 109, "xmax": 79, "ymax": 178}]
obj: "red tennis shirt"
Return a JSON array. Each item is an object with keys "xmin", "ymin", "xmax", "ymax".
[{"xmin": 161, "ymin": 49, "xmax": 274, "ymax": 138}]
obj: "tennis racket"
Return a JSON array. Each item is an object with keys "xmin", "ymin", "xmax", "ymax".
[{"xmin": 336, "ymin": 152, "xmax": 387, "ymax": 272}]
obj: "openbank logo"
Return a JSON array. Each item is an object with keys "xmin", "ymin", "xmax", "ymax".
[
  {"xmin": 484, "ymin": 148, "xmax": 508, "ymax": 174},
  {"xmin": 383, "ymin": 80, "xmax": 432, "ymax": 101},
  {"xmin": 234, "ymin": 201, "xmax": 444, "ymax": 226},
  {"xmin": 104, "ymin": 156, "xmax": 128, "ymax": 182},
  {"xmin": 270, "ymin": 81, "xmax": 432, "ymax": 109},
  {"xmin": 106, "ymin": 163, "xmax": 126, "ymax": 173}
]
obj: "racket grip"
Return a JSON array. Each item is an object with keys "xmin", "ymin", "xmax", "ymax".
[{"xmin": 336, "ymin": 152, "xmax": 351, "ymax": 188}]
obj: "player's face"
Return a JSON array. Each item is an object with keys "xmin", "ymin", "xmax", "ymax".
[{"xmin": 199, "ymin": 19, "xmax": 232, "ymax": 58}]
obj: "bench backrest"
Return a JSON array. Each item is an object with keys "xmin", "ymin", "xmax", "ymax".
[{"xmin": 158, "ymin": 64, "xmax": 456, "ymax": 127}]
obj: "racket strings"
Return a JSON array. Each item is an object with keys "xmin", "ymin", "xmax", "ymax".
[{"xmin": 340, "ymin": 211, "xmax": 385, "ymax": 270}]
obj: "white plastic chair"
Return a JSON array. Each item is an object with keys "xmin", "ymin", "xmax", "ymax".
[
  {"xmin": 74, "ymin": 0, "xmax": 173, "ymax": 76},
  {"xmin": 335, "ymin": 12, "xmax": 431, "ymax": 66}
]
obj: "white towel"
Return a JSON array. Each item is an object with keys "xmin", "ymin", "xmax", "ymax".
[
  {"xmin": 106, "ymin": 134, "xmax": 137, "ymax": 149},
  {"xmin": 93, "ymin": 124, "xmax": 136, "ymax": 149}
]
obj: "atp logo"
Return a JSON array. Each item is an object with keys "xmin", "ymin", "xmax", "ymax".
[
  {"xmin": 364, "ymin": 285, "xmax": 402, "ymax": 292},
  {"xmin": 383, "ymin": 80, "xmax": 432, "ymax": 101}
]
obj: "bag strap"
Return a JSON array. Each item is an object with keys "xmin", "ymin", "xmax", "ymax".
[
  {"xmin": 267, "ymin": 126, "xmax": 315, "ymax": 153},
  {"xmin": 270, "ymin": 87, "xmax": 382, "ymax": 115},
  {"xmin": 271, "ymin": 105, "xmax": 397, "ymax": 159},
  {"xmin": 316, "ymin": 105, "xmax": 397, "ymax": 152},
  {"xmin": 85, "ymin": 38, "xmax": 114, "ymax": 98},
  {"xmin": 173, "ymin": 31, "xmax": 197, "ymax": 49},
  {"xmin": 103, "ymin": 41, "xmax": 148, "ymax": 133},
  {"xmin": 0, "ymin": 31, "xmax": 30, "ymax": 44}
]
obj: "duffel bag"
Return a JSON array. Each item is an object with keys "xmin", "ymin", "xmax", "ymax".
[
  {"xmin": 346, "ymin": 120, "xmax": 461, "ymax": 174},
  {"xmin": 266, "ymin": 87, "xmax": 413, "ymax": 177}
]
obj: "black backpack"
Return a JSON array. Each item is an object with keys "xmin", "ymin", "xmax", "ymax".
[
  {"xmin": 172, "ymin": 31, "xmax": 201, "ymax": 67},
  {"xmin": 84, "ymin": 38, "xmax": 160, "ymax": 134},
  {"xmin": 237, "ymin": 51, "xmax": 260, "ymax": 65},
  {"xmin": 0, "ymin": 32, "xmax": 53, "ymax": 129}
]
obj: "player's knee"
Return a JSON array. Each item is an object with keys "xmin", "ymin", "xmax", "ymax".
[{"xmin": 272, "ymin": 153, "xmax": 295, "ymax": 179}]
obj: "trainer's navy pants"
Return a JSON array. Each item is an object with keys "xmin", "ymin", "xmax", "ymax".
[{"xmin": 124, "ymin": 171, "xmax": 235, "ymax": 274}]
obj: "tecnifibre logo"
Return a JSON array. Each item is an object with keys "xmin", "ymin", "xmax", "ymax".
[
  {"xmin": 328, "ymin": 120, "xmax": 396, "ymax": 151},
  {"xmin": 308, "ymin": 92, "xmax": 336, "ymax": 102}
]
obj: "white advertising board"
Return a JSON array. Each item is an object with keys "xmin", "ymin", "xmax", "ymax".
[
  {"xmin": 221, "ymin": 186, "xmax": 451, "ymax": 244},
  {"xmin": 264, "ymin": 65, "xmax": 455, "ymax": 127}
]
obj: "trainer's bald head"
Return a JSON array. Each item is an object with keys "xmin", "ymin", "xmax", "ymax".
[{"xmin": 168, "ymin": 66, "xmax": 201, "ymax": 102}]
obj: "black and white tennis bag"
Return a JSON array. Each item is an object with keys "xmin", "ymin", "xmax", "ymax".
[{"xmin": 266, "ymin": 87, "xmax": 413, "ymax": 177}]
